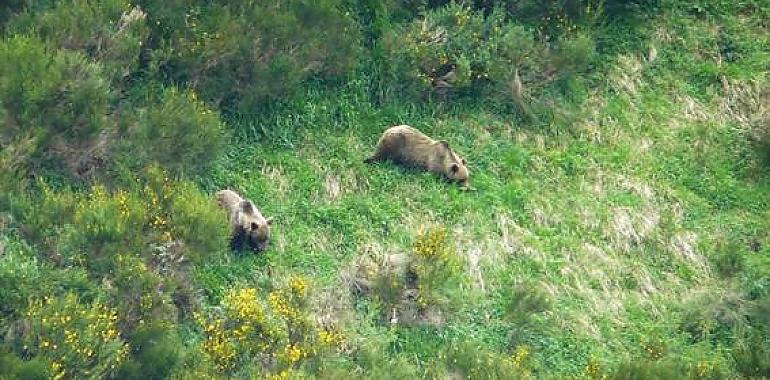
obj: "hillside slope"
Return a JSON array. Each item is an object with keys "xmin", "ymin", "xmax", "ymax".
[{"xmin": 1, "ymin": 1, "xmax": 769, "ymax": 379}]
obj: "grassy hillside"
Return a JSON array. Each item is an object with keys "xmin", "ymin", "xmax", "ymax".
[{"xmin": 1, "ymin": 0, "xmax": 769, "ymax": 379}]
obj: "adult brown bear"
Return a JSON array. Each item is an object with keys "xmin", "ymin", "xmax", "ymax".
[{"xmin": 365, "ymin": 125, "xmax": 470, "ymax": 188}]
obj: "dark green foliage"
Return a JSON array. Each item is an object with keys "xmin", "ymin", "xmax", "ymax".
[
  {"xmin": 733, "ymin": 328, "xmax": 770, "ymax": 377},
  {"xmin": 0, "ymin": 35, "xmax": 109, "ymax": 172},
  {"xmin": 679, "ymin": 291, "xmax": 748, "ymax": 343},
  {"xmin": 710, "ymin": 238, "xmax": 747, "ymax": 279},
  {"xmin": 117, "ymin": 87, "xmax": 226, "ymax": 176},
  {"xmin": 119, "ymin": 323, "xmax": 183, "ymax": 380},
  {"xmin": 378, "ymin": 3, "xmax": 595, "ymax": 117},
  {"xmin": 608, "ymin": 360, "xmax": 688, "ymax": 380},
  {"xmin": 8, "ymin": 0, "xmax": 149, "ymax": 84},
  {"xmin": 0, "ymin": 350, "xmax": 49, "ymax": 380},
  {"xmin": 139, "ymin": 0, "xmax": 360, "ymax": 113}
]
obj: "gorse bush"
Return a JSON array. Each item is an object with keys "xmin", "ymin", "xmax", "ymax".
[
  {"xmin": 0, "ymin": 35, "xmax": 110, "ymax": 174},
  {"xmin": 111, "ymin": 254, "xmax": 176, "ymax": 331},
  {"xmin": 410, "ymin": 227, "xmax": 464, "ymax": 311},
  {"xmin": 194, "ymin": 276, "xmax": 345, "ymax": 376},
  {"xmin": 732, "ymin": 327, "xmax": 770, "ymax": 378},
  {"xmin": 117, "ymin": 87, "xmax": 226, "ymax": 177},
  {"xmin": 140, "ymin": 0, "xmax": 360, "ymax": 113},
  {"xmin": 0, "ymin": 249, "xmax": 42, "ymax": 320},
  {"xmin": 379, "ymin": 2, "xmax": 595, "ymax": 115},
  {"xmin": 117, "ymin": 322, "xmax": 183, "ymax": 380},
  {"xmin": 9, "ymin": 0, "xmax": 149, "ymax": 84},
  {"xmin": 20, "ymin": 293, "xmax": 128, "ymax": 379},
  {"xmin": 13, "ymin": 166, "xmax": 229, "ymax": 273}
]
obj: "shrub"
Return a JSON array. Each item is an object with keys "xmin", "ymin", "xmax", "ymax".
[
  {"xmin": 9, "ymin": 0, "xmax": 149, "ymax": 84},
  {"xmin": 20, "ymin": 293, "xmax": 128, "ymax": 379},
  {"xmin": 0, "ymin": 350, "xmax": 49, "ymax": 380},
  {"xmin": 410, "ymin": 227, "xmax": 465, "ymax": 311},
  {"xmin": 117, "ymin": 87, "xmax": 226, "ymax": 176},
  {"xmin": 13, "ymin": 166, "xmax": 229, "ymax": 272},
  {"xmin": 111, "ymin": 254, "xmax": 176, "ymax": 331},
  {"xmin": 0, "ymin": 35, "xmax": 110, "ymax": 175},
  {"xmin": 679, "ymin": 291, "xmax": 748, "ymax": 343},
  {"xmin": 195, "ymin": 276, "xmax": 345, "ymax": 375},
  {"xmin": 117, "ymin": 322, "xmax": 184, "ymax": 380},
  {"xmin": 733, "ymin": 328, "xmax": 770, "ymax": 378},
  {"xmin": 140, "ymin": 0, "xmax": 360, "ymax": 113},
  {"xmin": 445, "ymin": 341, "xmax": 529, "ymax": 380},
  {"xmin": 709, "ymin": 238, "xmax": 747, "ymax": 279},
  {"xmin": 0, "ymin": 249, "xmax": 42, "ymax": 320},
  {"xmin": 379, "ymin": 2, "xmax": 595, "ymax": 115}
]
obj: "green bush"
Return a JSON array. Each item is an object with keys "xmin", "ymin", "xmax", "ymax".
[
  {"xmin": 20, "ymin": 293, "xmax": 128, "ymax": 379},
  {"xmin": 117, "ymin": 322, "xmax": 183, "ymax": 380},
  {"xmin": 445, "ymin": 341, "xmax": 529, "ymax": 380},
  {"xmin": 733, "ymin": 328, "xmax": 770, "ymax": 378},
  {"xmin": 410, "ymin": 227, "xmax": 465, "ymax": 311},
  {"xmin": 0, "ymin": 249, "xmax": 42, "ymax": 319},
  {"xmin": 117, "ymin": 87, "xmax": 225, "ymax": 176},
  {"xmin": 140, "ymin": 0, "xmax": 360, "ymax": 113},
  {"xmin": 0, "ymin": 35, "xmax": 110, "ymax": 171},
  {"xmin": 194, "ymin": 276, "xmax": 344, "ymax": 375},
  {"xmin": 12, "ymin": 166, "xmax": 229, "ymax": 273},
  {"xmin": 9, "ymin": 0, "xmax": 149, "ymax": 84},
  {"xmin": 0, "ymin": 350, "xmax": 49, "ymax": 380},
  {"xmin": 679, "ymin": 291, "xmax": 748, "ymax": 343},
  {"xmin": 111, "ymin": 254, "xmax": 176, "ymax": 331},
  {"xmin": 379, "ymin": 3, "xmax": 595, "ymax": 114}
]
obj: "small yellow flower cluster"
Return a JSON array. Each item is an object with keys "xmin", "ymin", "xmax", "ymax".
[
  {"xmin": 641, "ymin": 336, "xmax": 665, "ymax": 360},
  {"xmin": 283, "ymin": 343, "xmax": 303, "ymax": 365},
  {"xmin": 116, "ymin": 189, "xmax": 130, "ymax": 218},
  {"xmin": 269, "ymin": 369, "xmax": 292, "ymax": 380},
  {"xmin": 413, "ymin": 227, "xmax": 451, "ymax": 261},
  {"xmin": 25, "ymin": 294, "xmax": 126, "ymax": 379},
  {"xmin": 223, "ymin": 288, "xmax": 262, "ymax": 321},
  {"xmin": 288, "ymin": 276, "xmax": 307, "ymax": 298},
  {"xmin": 511, "ymin": 345, "xmax": 530, "ymax": 369},
  {"xmin": 318, "ymin": 329, "xmax": 344, "ymax": 348},
  {"xmin": 199, "ymin": 316, "xmax": 237, "ymax": 371},
  {"xmin": 584, "ymin": 357, "xmax": 604, "ymax": 379},
  {"xmin": 268, "ymin": 291, "xmax": 299, "ymax": 321}
]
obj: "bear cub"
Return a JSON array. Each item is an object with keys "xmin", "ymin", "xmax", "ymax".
[{"xmin": 215, "ymin": 189, "xmax": 272, "ymax": 252}]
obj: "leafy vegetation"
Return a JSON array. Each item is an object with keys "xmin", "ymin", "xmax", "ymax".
[{"xmin": 1, "ymin": 0, "xmax": 769, "ymax": 378}]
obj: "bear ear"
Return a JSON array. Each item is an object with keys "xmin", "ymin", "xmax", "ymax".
[
  {"xmin": 461, "ymin": 158, "xmax": 467, "ymax": 166},
  {"xmin": 450, "ymin": 163, "xmax": 459, "ymax": 173},
  {"xmin": 439, "ymin": 140, "xmax": 450, "ymax": 149},
  {"xmin": 265, "ymin": 217, "xmax": 274, "ymax": 225},
  {"xmin": 240, "ymin": 200, "xmax": 254, "ymax": 214}
]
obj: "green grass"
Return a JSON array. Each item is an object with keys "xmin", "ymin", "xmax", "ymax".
[
  {"xmin": 173, "ymin": 6, "xmax": 770, "ymax": 376},
  {"xmin": 2, "ymin": 2, "xmax": 769, "ymax": 378}
]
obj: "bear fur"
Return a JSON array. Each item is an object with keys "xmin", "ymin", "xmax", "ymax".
[
  {"xmin": 215, "ymin": 189, "xmax": 272, "ymax": 252},
  {"xmin": 364, "ymin": 125, "xmax": 469, "ymax": 188}
]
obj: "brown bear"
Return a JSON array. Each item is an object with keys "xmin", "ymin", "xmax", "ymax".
[
  {"xmin": 364, "ymin": 125, "xmax": 469, "ymax": 188},
  {"xmin": 215, "ymin": 189, "xmax": 272, "ymax": 252}
]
